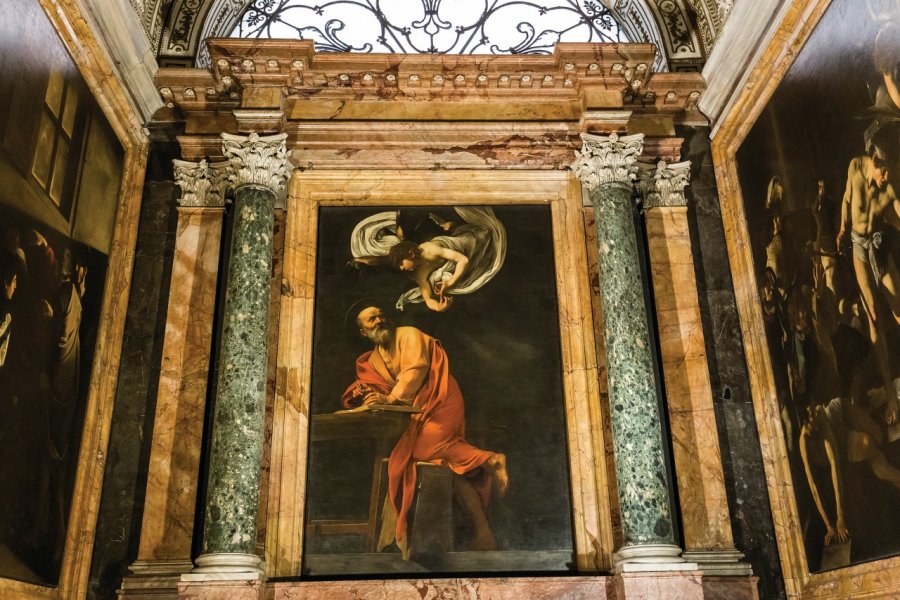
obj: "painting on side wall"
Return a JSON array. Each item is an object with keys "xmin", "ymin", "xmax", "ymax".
[
  {"xmin": 303, "ymin": 205, "xmax": 575, "ymax": 576},
  {"xmin": 736, "ymin": 0, "xmax": 900, "ymax": 573},
  {"xmin": 0, "ymin": 0, "xmax": 124, "ymax": 586}
]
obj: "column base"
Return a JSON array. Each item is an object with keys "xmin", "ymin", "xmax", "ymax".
[
  {"xmin": 119, "ymin": 559, "xmax": 194, "ymax": 599},
  {"xmin": 613, "ymin": 543, "xmax": 699, "ymax": 573},
  {"xmin": 683, "ymin": 549, "xmax": 753, "ymax": 577},
  {"xmin": 185, "ymin": 553, "xmax": 265, "ymax": 578}
]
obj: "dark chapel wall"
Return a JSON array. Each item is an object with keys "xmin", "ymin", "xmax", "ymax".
[
  {"xmin": 87, "ymin": 139, "xmax": 179, "ymax": 600},
  {"xmin": 679, "ymin": 125, "xmax": 787, "ymax": 600}
]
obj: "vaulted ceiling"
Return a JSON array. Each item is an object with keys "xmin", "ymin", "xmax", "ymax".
[{"xmin": 130, "ymin": 0, "xmax": 734, "ymax": 72}]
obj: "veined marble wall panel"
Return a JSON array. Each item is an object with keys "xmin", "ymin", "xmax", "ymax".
[
  {"xmin": 679, "ymin": 124, "xmax": 785, "ymax": 600},
  {"xmin": 88, "ymin": 156, "xmax": 179, "ymax": 599}
]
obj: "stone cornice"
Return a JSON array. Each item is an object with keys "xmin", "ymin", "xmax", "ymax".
[
  {"xmin": 221, "ymin": 132, "xmax": 289, "ymax": 191},
  {"xmin": 158, "ymin": 42, "xmax": 696, "ymax": 171},
  {"xmin": 571, "ymin": 132, "xmax": 645, "ymax": 190},
  {"xmin": 154, "ymin": 41, "xmax": 706, "ymax": 126},
  {"xmin": 172, "ymin": 158, "xmax": 230, "ymax": 207},
  {"xmin": 639, "ymin": 160, "xmax": 692, "ymax": 208}
]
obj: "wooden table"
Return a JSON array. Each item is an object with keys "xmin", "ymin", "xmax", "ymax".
[{"xmin": 306, "ymin": 410, "xmax": 412, "ymax": 552}]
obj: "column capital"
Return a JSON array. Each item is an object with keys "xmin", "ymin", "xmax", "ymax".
[
  {"xmin": 570, "ymin": 132, "xmax": 644, "ymax": 190},
  {"xmin": 640, "ymin": 160, "xmax": 692, "ymax": 208},
  {"xmin": 172, "ymin": 159, "xmax": 230, "ymax": 208},
  {"xmin": 222, "ymin": 132, "xmax": 290, "ymax": 192}
]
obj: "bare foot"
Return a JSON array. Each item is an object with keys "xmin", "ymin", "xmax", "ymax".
[
  {"xmin": 886, "ymin": 395, "xmax": 899, "ymax": 426},
  {"xmin": 486, "ymin": 453, "xmax": 509, "ymax": 497}
]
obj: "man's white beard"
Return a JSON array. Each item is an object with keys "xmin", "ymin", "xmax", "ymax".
[{"xmin": 367, "ymin": 324, "xmax": 394, "ymax": 347}]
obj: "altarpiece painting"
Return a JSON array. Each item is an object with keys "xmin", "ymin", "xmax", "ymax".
[{"xmin": 302, "ymin": 203, "xmax": 575, "ymax": 576}]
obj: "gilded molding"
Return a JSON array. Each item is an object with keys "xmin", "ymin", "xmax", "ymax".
[
  {"xmin": 640, "ymin": 160, "xmax": 691, "ymax": 208},
  {"xmin": 173, "ymin": 158, "xmax": 230, "ymax": 207},
  {"xmin": 570, "ymin": 132, "xmax": 644, "ymax": 190},
  {"xmin": 221, "ymin": 132, "xmax": 290, "ymax": 192}
]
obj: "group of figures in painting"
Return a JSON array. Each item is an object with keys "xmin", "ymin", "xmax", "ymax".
[
  {"xmin": 747, "ymin": 4, "xmax": 900, "ymax": 572},
  {"xmin": 307, "ymin": 205, "xmax": 572, "ymax": 574},
  {"xmin": 0, "ymin": 214, "xmax": 101, "ymax": 583}
]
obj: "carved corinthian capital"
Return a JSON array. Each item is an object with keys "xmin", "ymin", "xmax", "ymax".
[
  {"xmin": 221, "ymin": 132, "xmax": 290, "ymax": 192},
  {"xmin": 570, "ymin": 132, "xmax": 644, "ymax": 190},
  {"xmin": 172, "ymin": 158, "xmax": 230, "ymax": 207},
  {"xmin": 640, "ymin": 161, "xmax": 692, "ymax": 208}
]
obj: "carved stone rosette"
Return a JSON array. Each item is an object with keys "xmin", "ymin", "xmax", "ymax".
[
  {"xmin": 640, "ymin": 160, "xmax": 691, "ymax": 208},
  {"xmin": 221, "ymin": 132, "xmax": 290, "ymax": 192},
  {"xmin": 570, "ymin": 132, "xmax": 644, "ymax": 190},
  {"xmin": 172, "ymin": 158, "xmax": 230, "ymax": 208}
]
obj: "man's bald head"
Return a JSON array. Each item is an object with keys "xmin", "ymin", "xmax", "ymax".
[{"xmin": 357, "ymin": 306, "xmax": 394, "ymax": 347}]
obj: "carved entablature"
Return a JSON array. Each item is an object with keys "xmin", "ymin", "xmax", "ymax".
[
  {"xmin": 154, "ymin": 41, "xmax": 703, "ymax": 170},
  {"xmin": 156, "ymin": 41, "xmax": 705, "ymax": 119}
]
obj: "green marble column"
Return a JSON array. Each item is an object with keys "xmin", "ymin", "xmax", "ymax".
[
  {"xmin": 571, "ymin": 133, "xmax": 690, "ymax": 571},
  {"xmin": 194, "ymin": 133, "xmax": 288, "ymax": 575}
]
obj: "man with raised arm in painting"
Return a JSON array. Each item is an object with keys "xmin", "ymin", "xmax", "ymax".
[
  {"xmin": 341, "ymin": 301, "xmax": 509, "ymax": 557},
  {"xmin": 836, "ymin": 122, "xmax": 900, "ymax": 426}
]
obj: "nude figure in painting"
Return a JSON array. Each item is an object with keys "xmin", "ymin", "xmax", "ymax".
[{"xmin": 835, "ymin": 123, "xmax": 900, "ymax": 426}]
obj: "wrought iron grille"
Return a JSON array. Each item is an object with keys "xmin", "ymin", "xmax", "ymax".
[{"xmin": 230, "ymin": 0, "xmax": 627, "ymax": 54}]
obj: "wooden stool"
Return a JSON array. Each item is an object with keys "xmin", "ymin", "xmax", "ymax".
[{"xmin": 408, "ymin": 462, "xmax": 455, "ymax": 562}]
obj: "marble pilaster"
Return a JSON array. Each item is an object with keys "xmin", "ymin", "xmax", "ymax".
[
  {"xmin": 571, "ymin": 133, "xmax": 689, "ymax": 572},
  {"xmin": 122, "ymin": 160, "xmax": 229, "ymax": 597},
  {"xmin": 191, "ymin": 133, "xmax": 288, "ymax": 576},
  {"xmin": 640, "ymin": 161, "xmax": 751, "ymax": 578}
]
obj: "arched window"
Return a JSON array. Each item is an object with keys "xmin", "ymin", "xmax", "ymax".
[{"xmin": 229, "ymin": 0, "xmax": 628, "ymax": 55}]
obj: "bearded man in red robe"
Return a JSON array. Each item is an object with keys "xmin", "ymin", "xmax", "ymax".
[{"xmin": 341, "ymin": 304, "xmax": 509, "ymax": 555}]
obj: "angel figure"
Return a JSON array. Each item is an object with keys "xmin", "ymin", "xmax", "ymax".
[{"xmin": 349, "ymin": 207, "xmax": 506, "ymax": 312}]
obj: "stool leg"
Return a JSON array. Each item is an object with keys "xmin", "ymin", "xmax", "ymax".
[{"xmin": 408, "ymin": 464, "xmax": 455, "ymax": 562}]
